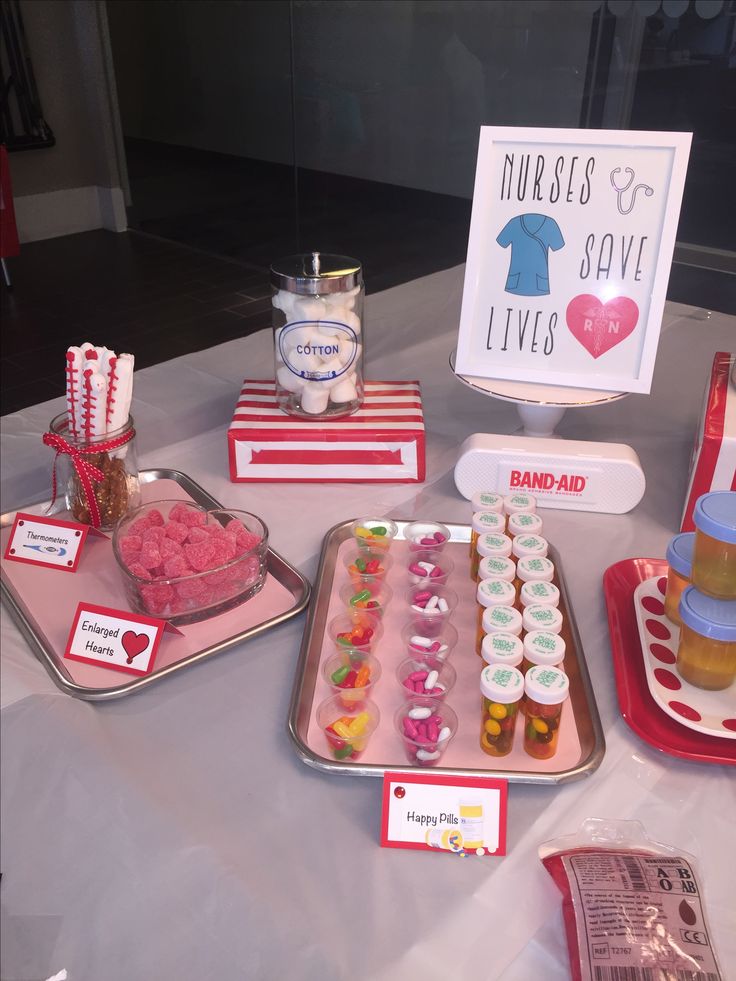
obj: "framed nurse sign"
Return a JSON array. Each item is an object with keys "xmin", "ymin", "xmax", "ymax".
[{"xmin": 455, "ymin": 127, "xmax": 691, "ymax": 394}]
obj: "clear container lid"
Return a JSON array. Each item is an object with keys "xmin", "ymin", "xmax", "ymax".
[
  {"xmin": 481, "ymin": 632, "xmax": 523, "ymax": 667},
  {"xmin": 523, "ymin": 630, "xmax": 566, "ymax": 666},
  {"xmin": 478, "ymin": 555, "xmax": 516, "ymax": 582},
  {"xmin": 482, "ymin": 604, "xmax": 523, "ymax": 636},
  {"xmin": 693, "ymin": 491, "xmax": 736, "ymax": 545},
  {"xmin": 270, "ymin": 252, "xmax": 363, "ymax": 295},
  {"xmin": 471, "ymin": 491, "xmax": 504, "ymax": 514},
  {"xmin": 477, "ymin": 532, "xmax": 513, "ymax": 559},
  {"xmin": 503, "ymin": 493, "xmax": 537, "ymax": 516},
  {"xmin": 666, "ymin": 532, "xmax": 695, "ymax": 577},
  {"xmin": 520, "ymin": 579, "xmax": 560, "ymax": 608},
  {"xmin": 476, "ymin": 578, "xmax": 517, "ymax": 608},
  {"xmin": 522, "ymin": 604, "xmax": 563, "ymax": 635},
  {"xmin": 524, "ymin": 664, "xmax": 569, "ymax": 705},
  {"xmin": 472, "ymin": 511, "xmax": 506, "ymax": 535},
  {"xmin": 507, "ymin": 512, "xmax": 544, "ymax": 537},
  {"xmin": 512, "ymin": 534, "xmax": 549, "ymax": 559},
  {"xmin": 480, "ymin": 664, "xmax": 525, "ymax": 702},
  {"xmin": 679, "ymin": 585, "xmax": 736, "ymax": 641},
  {"xmin": 517, "ymin": 555, "xmax": 555, "ymax": 583}
]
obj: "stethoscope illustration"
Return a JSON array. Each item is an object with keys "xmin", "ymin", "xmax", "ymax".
[{"xmin": 610, "ymin": 167, "xmax": 654, "ymax": 215}]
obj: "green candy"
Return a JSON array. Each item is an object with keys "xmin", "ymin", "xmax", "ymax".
[
  {"xmin": 356, "ymin": 557, "xmax": 367, "ymax": 572},
  {"xmin": 350, "ymin": 589, "xmax": 371, "ymax": 606},
  {"xmin": 372, "ymin": 526, "xmax": 387, "ymax": 536},
  {"xmin": 334, "ymin": 744, "xmax": 353, "ymax": 759},
  {"xmin": 331, "ymin": 665, "xmax": 351, "ymax": 685}
]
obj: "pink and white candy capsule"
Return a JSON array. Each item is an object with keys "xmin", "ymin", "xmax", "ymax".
[
  {"xmin": 400, "ymin": 621, "xmax": 459, "ymax": 661},
  {"xmin": 395, "ymin": 702, "xmax": 458, "ymax": 767},
  {"xmin": 403, "ymin": 521, "xmax": 451, "ymax": 553},
  {"xmin": 396, "ymin": 656, "xmax": 456, "ymax": 703},
  {"xmin": 406, "ymin": 549, "xmax": 454, "ymax": 586}
]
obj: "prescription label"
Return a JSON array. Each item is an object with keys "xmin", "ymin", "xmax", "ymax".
[{"xmin": 562, "ymin": 851, "xmax": 723, "ymax": 981}]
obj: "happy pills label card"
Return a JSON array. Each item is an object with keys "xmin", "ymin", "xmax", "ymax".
[
  {"xmin": 3, "ymin": 513, "xmax": 91, "ymax": 572},
  {"xmin": 64, "ymin": 602, "xmax": 165, "ymax": 676},
  {"xmin": 455, "ymin": 126, "xmax": 691, "ymax": 394},
  {"xmin": 381, "ymin": 773, "xmax": 507, "ymax": 856}
]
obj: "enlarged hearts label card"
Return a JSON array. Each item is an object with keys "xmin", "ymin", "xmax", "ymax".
[
  {"xmin": 64, "ymin": 602, "xmax": 165, "ymax": 676},
  {"xmin": 3, "ymin": 513, "xmax": 93, "ymax": 572}
]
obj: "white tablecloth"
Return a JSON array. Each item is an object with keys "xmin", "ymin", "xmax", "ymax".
[{"xmin": 2, "ymin": 267, "xmax": 734, "ymax": 981}]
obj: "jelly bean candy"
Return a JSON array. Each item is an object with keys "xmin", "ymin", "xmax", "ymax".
[
  {"xmin": 338, "ymin": 670, "xmax": 358, "ymax": 689},
  {"xmin": 354, "ymin": 665, "xmax": 371, "ymax": 687},
  {"xmin": 331, "ymin": 665, "xmax": 351, "ymax": 685},
  {"xmin": 355, "ymin": 557, "xmax": 367, "ymax": 573},
  {"xmin": 350, "ymin": 589, "xmax": 371, "ymax": 606},
  {"xmin": 354, "ymin": 527, "xmax": 371, "ymax": 538}
]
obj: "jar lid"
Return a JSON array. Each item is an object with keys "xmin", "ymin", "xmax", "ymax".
[
  {"xmin": 477, "ymin": 578, "xmax": 517, "ymax": 608},
  {"xmin": 503, "ymin": 493, "xmax": 537, "ymax": 516},
  {"xmin": 478, "ymin": 555, "xmax": 516, "ymax": 582},
  {"xmin": 666, "ymin": 532, "xmax": 695, "ymax": 577},
  {"xmin": 480, "ymin": 664, "xmax": 525, "ymax": 702},
  {"xmin": 524, "ymin": 664, "xmax": 569, "ymax": 704},
  {"xmin": 472, "ymin": 511, "xmax": 506, "ymax": 535},
  {"xmin": 270, "ymin": 253, "xmax": 363, "ymax": 295},
  {"xmin": 507, "ymin": 512, "xmax": 543, "ymax": 537},
  {"xmin": 693, "ymin": 491, "xmax": 736, "ymax": 545},
  {"xmin": 523, "ymin": 630, "xmax": 566, "ymax": 665},
  {"xmin": 512, "ymin": 534, "xmax": 549, "ymax": 559},
  {"xmin": 517, "ymin": 555, "xmax": 555, "ymax": 583},
  {"xmin": 482, "ymin": 604, "xmax": 523, "ymax": 636},
  {"xmin": 679, "ymin": 585, "xmax": 736, "ymax": 641},
  {"xmin": 477, "ymin": 533, "xmax": 513, "ymax": 559},
  {"xmin": 471, "ymin": 491, "xmax": 503, "ymax": 514},
  {"xmin": 522, "ymin": 604, "xmax": 563, "ymax": 635},
  {"xmin": 481, "ymin": 632, "xmax": 524, "ymax": 667},
  {"xmin": 520, "ymin": 580, "xmax": 560, "ymax": 608}
]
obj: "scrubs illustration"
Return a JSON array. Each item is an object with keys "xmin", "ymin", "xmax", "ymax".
[{"xmin": 496, "ymin": 214, "xmax": 564, "ymax": 296}]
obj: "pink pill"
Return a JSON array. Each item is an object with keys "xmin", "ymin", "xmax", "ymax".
[
  {"xmin": 408, "ymin": 563, "xmax": 425, "ymax": 575},
  {"xmin": 429, "ymin": 566, "xmax": 443, "ymax": 578},
  {"xmin": 403, "ymin": 679, "xmax": 415, "ymax": 691},
  {"xmin": 429, "ymin": 715, "xmax": 443, "ymax": 727},
  {"xmin": 409, "ymin": 671, "xmax": 428, "ymax": 682},
  {"xmin": 415, "ymin": 734, "xmax": 430, "ymax": 745},
  {"xmin": 403, "ymin": 718, "xmax": 419, "ymax": 738},
  {"xmin": 428, "ymin": 642, "xmax": 442, "ymax": 653},
  {"xmin": 414, "ymin": 590, "xmax": 432, "ymax": 602},
  {"xmin": 429, "ymin": 686, "xmax": 444, "ymax": 696},
  {"xmin": 417, "ymin": 722, "xmax": 428, "ymax": 737},
  {"xmin": 412, "ymin": 681, "xmax": 424, "ymax": 693},
  {"xmin": 420, "ymin": 537, "xmax": 437, "ymax": 545},
  {"xmin": 434, "ymin": 532, "xmax": 446, "ymax": 543},
  {"xmin": 427, "ymin": 722, "xmax": 439, "ymax": 741}
]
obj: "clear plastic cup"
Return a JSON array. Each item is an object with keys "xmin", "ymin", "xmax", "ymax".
[
  {"xmin": 350, "ymin": 518, "xmax": 398, "ymax": 552},
  {"xmin": 403, "ymin": 520, "xmax": 451, "ymax": 553},
  {"xmin": 405, "ymin": 583, "xmax": 457, "ymax": 623},
  {"xmin": 395, "ymin": 702, "xmax": 458, "ymax": 767},
  {"xmin": 322, "ymin": 651, "xmax": 382, "ymax": 709},
  {"xmin": 406, "ymin": 550, "xmax": 454, "ymax": 586},
  {"xmin": 317, "ymin": 695, "xmax": 380, "ymax": 762},
  {"xmin": 400, "ymin": 621, "xmax": 459, "ymax": 661},
  {"xmin": 396, "ymin": 655, "xmax": 457, "ymax": 703},
  {"xmin": 327, "ymin": 611, "xmax": 383, "ymax": 654},
  {"xmin": 342, "ymin": 548, "xmax": 393, "ymax": 587},
  {"xmin": 339, "ymin": 581, "xmax": 393, "ymax": 620}
]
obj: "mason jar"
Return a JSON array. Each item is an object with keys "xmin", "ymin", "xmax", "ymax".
[{"xmin": 271, "ymin": 252, "xmax": 364, "ymax": 418}]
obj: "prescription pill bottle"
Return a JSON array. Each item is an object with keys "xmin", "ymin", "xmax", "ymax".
[
  {"xmin": 271, "ymin": 252, "xmax": 364, "ymax": 419},
  {"xmin": 480, "ymin": 665, "xmax": 524, "ymax": 757},
  {"xmin": 459, "ymin": 799, "xmax": 485, "ymax": 853},
  {"xmin": 471, "ymin": 491, "xmax": 504, "ymax": 516},
  {"xmin": 475, "ymin": 533, "xmax": 513, "ymax": 580},
  {"xmin": 520, "ymin": 580, "xmax": 560, "ymax": 610},
  {"xmin": 481, "ymin": 631, "xmax": 524, "ymax": 669},
  {"xmin": 503, "ymin": 493, "xmax": 537, "ymax": 517},
  {"xmin": 513, "ymin": 555, "xmax": 555, "ymax": 602},
  {"xmin": 426, "ymin": 827, "xmax": 464, "ymax": 852},
  {"xmin": 476, "ymin": 578, "xmax": 517, "ymax": 654},
  {"xmin": 512, "ymin": 534, "xmax": 549, "ymax": 563},
  {"xmin": 470, "ymin": 512, "xmax": 506, "ymax": 573},
  {"xmin": 664, "ymin": 532, "xmax": 694, "ymax": 625},
  {"xmin": 676, "ymin": 585, "xmax": 736, "ymax": 690},
  {"xmin": 482, "ymin": 604, "xmax": 523, "ymax": 639},
  {"xmin": 523, "ymin": 665, "xmax": 569, "ymax": 761},
  {"xmin": 478, "ymin": 554, "xmax": 516, "ymax": 585},
  {"xmin": 521, "ymin": 630, "xmax": 566, "ymax": 675},
  {"xmin": 691, "ymin": 492, "xmax": 736, "ymax": 600},
  {"xmin": 507, "ymin": 512, "xmax": 543, "ymax": 538},
  {"xmin": 522, "ymin": 604, "xmax": 563, "ymax": 636}
]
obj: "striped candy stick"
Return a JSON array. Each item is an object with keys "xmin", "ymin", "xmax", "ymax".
[{"xmin": 65, "ymin": 346, "xmax": 84, "ymax": 439}]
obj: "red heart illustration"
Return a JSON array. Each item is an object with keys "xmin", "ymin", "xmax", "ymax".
[
  {"xmin": 122, "ymin": 630, "xmax": 150, "ymax": 663},
  {"xmin": 565, "ymin": 294, "xmax": 639, "ymax": 359}
]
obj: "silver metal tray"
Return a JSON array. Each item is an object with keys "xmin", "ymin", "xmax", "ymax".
[
  {"xmin": 1, "ymin": 469, "xmax": 311, "ymax": 700},
  {"xmin": 288, "ymin": 519, "xmax": 605, "ymax": 784}
]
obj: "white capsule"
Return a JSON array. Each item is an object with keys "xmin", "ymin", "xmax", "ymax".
[
  {"xmin": 436, "ymin": 643, "xmax": 449, "ymax": 655},
  {"xmin": 437, "ymin": 727, "xmax": 451, "ymax": 742},
  {"xmin": 329, "ymin": 374, "xmax": 358, "ymax": 404},
  {"xmin": 437, "ymin": 598, "xmax": 449, "ymax": 613},
  {"xmin": 424, "ymin": 670, "xmax": 439, "ymax": 691},
  {"xmin": 425, "ymin": 595, "xmax": 440, "ymax": 611},
  {"xmin": 276, "ymin": 365, "xmax": 304, "ymax": 393},
  {"xmin": 411, "ymin": 604, "xmax": 426, "ymax": 614},
  {"xmin": 417, "ymin": 562, "xmax": 435, "ymax": 573},
  {"xmin": 408, "ymin": 707, "xmax": 432, "ymax": 720},
  {"xmin": 410, "ymin": 635, "xmax": 433, "ymax": 649},
  {"xmin": 416, "ymin": 749, "xmax": 441, "ymax": 761},
  {"xmin": 300, "ymin": 383, "xmax": 330, "ymax": 415}
]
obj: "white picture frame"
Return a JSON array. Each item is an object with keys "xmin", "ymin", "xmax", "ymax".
[{"xmin": 455, "ymin": 127, "xmax": 692, "ymax": 394}]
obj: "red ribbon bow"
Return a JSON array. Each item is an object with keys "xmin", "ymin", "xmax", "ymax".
[{"xmin": 42, "ymin": 428, "xmax": 135, "ymax": 528}]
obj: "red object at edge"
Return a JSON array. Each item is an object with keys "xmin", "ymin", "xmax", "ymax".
[{"xmin": 0, "ymin": 146, "xmax": 20, "ymax": 258}]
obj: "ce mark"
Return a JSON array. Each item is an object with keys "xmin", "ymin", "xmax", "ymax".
[{"xmin": 680, "ymin": 929, "xmax": 709, "ymax": 946}]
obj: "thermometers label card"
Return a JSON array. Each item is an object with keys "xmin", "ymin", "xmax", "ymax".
[
  {"xmin": 64, "ymin": 602, "xmax": 165, "ymax": 676},
  {"xmin": 381, "ymin": 773, "xmax": 507, "ymax": 856},
  {"xmin": 4, "ymin": 513, "xmax": 91, "ymax": 572}
]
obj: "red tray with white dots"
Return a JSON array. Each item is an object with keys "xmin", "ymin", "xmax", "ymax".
[{"xmin": 603, "ymin": 558, "xmax": 736, "ymax": 765}]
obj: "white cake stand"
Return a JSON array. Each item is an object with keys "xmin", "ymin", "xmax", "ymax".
[{"xmin": 449, "ymin": 350, "xmax": 629, "ymax": 437}]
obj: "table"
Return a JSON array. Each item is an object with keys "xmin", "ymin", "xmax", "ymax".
[{"xmin": 2, "ymin": 266, "xmax": 734, "ymax": 980}]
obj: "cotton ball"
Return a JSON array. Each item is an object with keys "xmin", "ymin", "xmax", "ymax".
[
  {"xmin": 276, "ymin": 365, "xmax": 304, "ymax": 393},
  {"xmin": 281, "ymin": 323, "xmax": 316, "ymax": 351},
  {"xmin": 300, "ymin": 382, "xmax": 330, "ymax": 415},
  {"xmin": 292, "ymin": 296, "xmax": 325, "ymax": 321},
  {"xmin": 341, "ymin": 310, "xmax": 361, "ymax": 333},
  {"xmin": 338, "ymin": 337, "xmax": 361, "ymax": 366},
  {"xmin": 288, "ymin": 348, "xmax": 322, "ymax": 374},
  {"xmin": 329, "ymin": 373, "xmax": 358, "ymax": 405},
  {"xmin": 325, "ymin": 291, "xmax": 356, "ymax": 311}
]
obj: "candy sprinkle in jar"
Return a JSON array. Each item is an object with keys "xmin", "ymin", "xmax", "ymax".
[
  {"xmin": 480, "ymin": 664, "xmax": 525, "ymax": 757},
  {"xmin": 677, "ymin": 585, "xmax": 736, "ymax": 690},
  {"xmin": 523, "ymin": 665, "xmax": 569, "ymax": 760},
  {"xmin": 691, "ymin": 491, "xmax": 736, "ymax": 600},
  {"xmin": 664, "ymin": 532, "xmax": 694, "ymax": 626}
]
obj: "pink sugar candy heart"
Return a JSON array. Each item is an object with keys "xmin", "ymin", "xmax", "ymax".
[
  {"xmin": 140, "ymin": 581, "xmax": 173, "ymax": 614},
  {"xmin": 141, "ymin": 525, "xmax": 165, "ymax": 543},
  {"xmin": 159, "ymin": 537, "xmax": 182, "ymax": 559},
  {"xmin": 176, "ymin": 577, "xmax": 208, "ymax": 601},
  {"xmin": 127, "ymin": 561, "xmax": 152, "ymax": 580},
  {"xmin": 164, "ymin": 520, "xmax": 188, "ymax": 544},
  {"xmin": 119, "ymin": 534, "xmax": 142, "ymax": 556},
  {"xmin": 128, "ymin": 516, "xmax": 153, "ymax": 537},
  {"xmin": 184, "ymin": 541, "xmax": 215, "ymax": 572},
  {"xmin": 169, "ymin": 502, "xmax": 196, "ymax": 523},
  {"xmin": 163, "ymin": 555, "xmax": 189, "ymax": 578},
  {"xmin": 187, "ymin": 526, "xmax": 210, "ymax": 544},
  {"xmin": 147, "ymin": 509, "xmax": 165, "ymax": 527},
  {"xmin": 139, "ymin": 541, "xmax": 162, "ymax": 570},
  {"xmin": 181, "ymin": 508, "xmax": 207, "ymax": 528}
]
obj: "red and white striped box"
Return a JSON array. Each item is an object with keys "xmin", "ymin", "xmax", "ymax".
[
  {"xmin": 228, "ymin": 380, "xmax": 425, "ymax": 482},
  {"xmin": 681, "ymin": 352, "xmax": 736, "ymax": 531}
]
